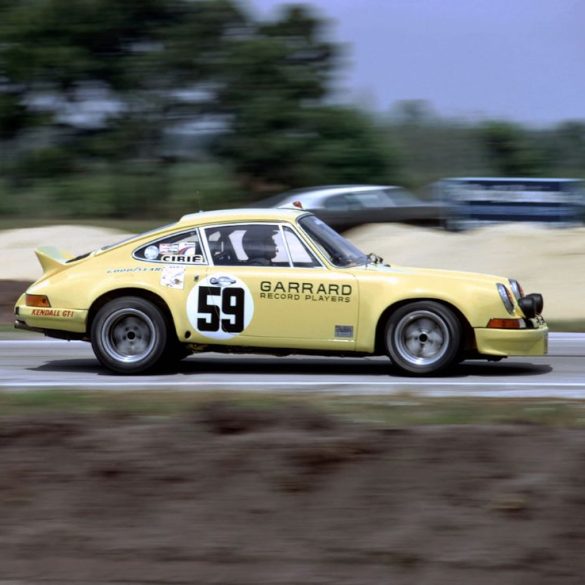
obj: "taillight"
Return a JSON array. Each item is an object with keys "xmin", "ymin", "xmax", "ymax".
[{"xmin": 25, "ymin": 294, "xmax": 51, "ymax": 308}]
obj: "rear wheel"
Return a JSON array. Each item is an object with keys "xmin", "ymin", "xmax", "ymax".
[
  {"xmin": 91, "ymin": 297, "xmax": 168, "ymax": 374},
  {"xmin": 385, "ymin": 301, "xmax": 461, "ymax": 375}
]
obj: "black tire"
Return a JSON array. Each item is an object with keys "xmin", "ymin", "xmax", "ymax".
[
  {"xmin": 160, "ymin": 340, "xmax": 192, "ymax": 368},
  {"xmin": 91, "ymin": 296, "xmax": 168, "ymax": 374},
  {"xmin": 385, "ymin": 301, "xmax": 462, "ymax": 375}
]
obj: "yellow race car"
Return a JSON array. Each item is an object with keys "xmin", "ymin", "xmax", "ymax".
[{"xmin": 14, "ymin": 208, "xmax": 548, "ymax": 375}]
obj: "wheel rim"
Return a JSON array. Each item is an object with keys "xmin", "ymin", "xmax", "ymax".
[
  {"xmin": 392, "ymin": 310, "xmax": 450, "ymax": 367},
  {"xmin": 100, "ymin": 308, "xmax": 157, "ymax": 364}
]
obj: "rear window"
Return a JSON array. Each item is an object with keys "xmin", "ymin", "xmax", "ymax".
[{"xmin": 134, "ymin": 229, "xmax": 206, "ymax": 264}]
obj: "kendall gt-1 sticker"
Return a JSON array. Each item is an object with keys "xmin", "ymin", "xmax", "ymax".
[
  {"xmin": 187, "ymin": 274, "xmax": 254, "ymax": 340},
  {"xmin": 160, "ymin": 265, "xmax": 185, "ymax": 289}
]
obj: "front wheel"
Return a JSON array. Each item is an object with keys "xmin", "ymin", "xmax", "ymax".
[
  {"xmin": 385, "ymin": 301, "xmax": 462, "ymax": 375},
  {"xmin": 91, "ymin": 296, "xmax": 168, "ymax": 374}
]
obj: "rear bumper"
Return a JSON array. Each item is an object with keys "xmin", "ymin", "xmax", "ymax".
[
  {"xmin": 15, "ymin": 305, "xmax": 88, "ymax": 335},
  {"xmin": 475, "ymin": 321, "xmax": 548, "ymax": 357}
]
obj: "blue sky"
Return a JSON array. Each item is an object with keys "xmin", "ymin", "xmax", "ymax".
[{"xmin": 248, "ymin": 0, "xmax": 584, "ymax": 126}]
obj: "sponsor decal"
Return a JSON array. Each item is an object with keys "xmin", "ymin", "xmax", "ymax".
[
  {"xmin": 187, "ymin": 274, "xmax": 254, "ymax": 340},
  {"xmin": 335, "ymin": 325, "xmax": 354, "ymax": 338},
  {"xmin": 107, "ymin": 267, "xmax": 163, "ymax": 274},
  {"xmin": 31, "ymin": 309, "xmax": 75, "ymax": 318},
  {"xmin": 160, "ymin": 254, "xmax": 205, "ymax": 264},
  {"xmin": 259, "ymin": 281, "xmax": 352, "ymax": 303},
  {"xmin": 177, "ymin": 240, "xmax": 197, "ymax": 256},
  {"xmin": 159, "ymin": 242, "xmax": 179, "ymax": 254},
  {"xmin": 144, "ymin": 245, "xmax": 159, "ymax": 260},
  {"xmin": 161, "ymin": 265, "xmax": 185, "ymax": 289}
]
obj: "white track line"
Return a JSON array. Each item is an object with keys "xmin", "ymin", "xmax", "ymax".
[{"xmin": 2, "ymin": 381, "xmax": 585, "ymax": 389}]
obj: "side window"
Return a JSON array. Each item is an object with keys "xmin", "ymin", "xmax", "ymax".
[
  {"xmin": 204, "ymin": 224, "xmax": 289, "ymax": 267},
  {"xmin": 283, "ymin": 227, "xmax": 320, "ymax": 268},
  {"xmin": 134, "ymin": 229, "xmax": 206, "ymax": 264},
  {"xmin": 324, "ymin": 194, "xmax": 350, "ymax": 210},
  {"xmin": 344, "ymin": 193, "xmax": 367, "ymax": 209},
  {"xmin": 350, "ymin": 191, "xmax": 388, "ymax": 208}
]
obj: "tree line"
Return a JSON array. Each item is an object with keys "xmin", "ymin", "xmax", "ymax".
[{"xmin": 1, "ymin": 0, "xmax": 584, "ymax": 219}]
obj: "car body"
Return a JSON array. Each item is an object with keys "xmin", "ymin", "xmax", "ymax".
[
  {"xmin": 14, "ymin": 208, "xmax": 548, "ymax": 375},
  {"xmin": 252, "ymin": 185, "xmax": 443, "ymax": 230},
  {"xmin": 434, "ymin": 177, "xmax": 585, "ymax": 231}
]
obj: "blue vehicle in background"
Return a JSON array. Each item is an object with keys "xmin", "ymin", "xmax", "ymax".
[{"xmin": 434, "ymin": 177, "xmax": 585, "ymax": 231}]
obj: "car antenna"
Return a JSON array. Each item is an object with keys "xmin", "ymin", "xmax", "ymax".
[{"xmin": 193, "ymin": 191, "xmax": 203, "ymax": 212}]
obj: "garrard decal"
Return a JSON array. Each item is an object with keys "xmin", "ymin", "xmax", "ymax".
[
  {"xmin": 187, "ymin": 274, "xmax": 254, "ymax": 340},
  {"xmin": 259, "ymin": 281, "xmax": 353, "ymax": 302}
]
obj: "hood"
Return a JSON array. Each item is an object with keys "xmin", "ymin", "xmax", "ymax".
[{"xmin": 361, "ymin": 262, "xmax": 506, "ymax": 286}]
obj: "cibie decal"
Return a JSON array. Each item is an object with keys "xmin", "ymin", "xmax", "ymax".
[{"xmin": 187, "ymin": 274, "xmax": 254, "ymax": 340}]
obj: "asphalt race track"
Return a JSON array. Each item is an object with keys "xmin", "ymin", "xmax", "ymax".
[{"xmin": 1, "ymin": 333, "xmax": 584, "ymax": 397}]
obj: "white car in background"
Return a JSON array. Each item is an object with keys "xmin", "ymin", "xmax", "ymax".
[{"xmin": 252, "ymin": 185, "xmax": 443, "ymax": 231}]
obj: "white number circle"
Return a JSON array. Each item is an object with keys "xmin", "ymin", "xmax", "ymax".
[{"xmin": 187, "ymin": 275, "xmax": 254, "ymax": 340}]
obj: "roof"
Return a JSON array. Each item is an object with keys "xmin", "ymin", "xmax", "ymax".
[
  {"xmin": 283, "ymin": 184, "xmax": 392, "ymax": 195},
  {"xmin": 178, "ymin": 207, "xmax": 308, "ymax": 226},
  {"xmin": 273, "ymin": 185, "xmax": 403, "ymax": 207}
]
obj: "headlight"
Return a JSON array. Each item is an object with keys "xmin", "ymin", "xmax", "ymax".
[
  {"xmin": 509, "ymin": 279, "xmax": 524, "ymax": 300},
  {"xmin": 497, "ymin": 283, "xmax": 515, "ymax": 314}
]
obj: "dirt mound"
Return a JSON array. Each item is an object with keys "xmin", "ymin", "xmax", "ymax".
[
  {"xmin": 1, "ymin": 405, "xmax": 584, "ymax": 584},
  {"xmin": 0, "ymin": 225, "xmax": 130, "ymax": 281},
  {"xmin": 348, "ymin": 223, "xmax": 585, "ymax": 323}
]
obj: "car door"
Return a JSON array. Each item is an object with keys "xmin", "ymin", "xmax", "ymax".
[{"xmin": 185, "ymin": 222, "xmax": 359, "ymax": 350}]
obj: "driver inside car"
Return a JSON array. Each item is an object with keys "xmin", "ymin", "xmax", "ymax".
[{"xmin": 241, "ymin": 226, "xmax": 279, "ymax": 266}]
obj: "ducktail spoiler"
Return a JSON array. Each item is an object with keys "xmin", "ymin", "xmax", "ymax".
[{"xmin": 35, "ymin": 246, "xmax": 74, "ymax": 276}]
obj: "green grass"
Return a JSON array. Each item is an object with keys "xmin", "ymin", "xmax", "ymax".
[
  {"xmin": 546, "ymin": 319, "xmax": 585, "ymax": 333},
  {"xmin": 1, "ymin": 390, "xmax": 585, "ymax": 427}
]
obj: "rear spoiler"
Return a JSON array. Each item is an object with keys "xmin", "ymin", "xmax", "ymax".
[{"xmin": 35, "ymin": 246, "xmax": 74, "ymax": 276}]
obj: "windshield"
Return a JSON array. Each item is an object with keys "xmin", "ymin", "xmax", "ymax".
[{"xmin": 299, "ymin": 215, "xmax": 367, "ymax": 267}]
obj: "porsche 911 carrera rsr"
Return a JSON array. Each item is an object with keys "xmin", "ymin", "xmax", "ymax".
[{"xmin": 14, "ymin": 208, "xmax": 547, "ymax": 375}]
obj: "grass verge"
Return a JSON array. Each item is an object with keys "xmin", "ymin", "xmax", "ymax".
[{"xmin": 1, "ymin": 390, "xmax": 585, "ymax": 427}]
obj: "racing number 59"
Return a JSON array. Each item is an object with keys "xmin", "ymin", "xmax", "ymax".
[{"xmin": 197, "ymin": 286, "xmax": 245, "ymax": 333}]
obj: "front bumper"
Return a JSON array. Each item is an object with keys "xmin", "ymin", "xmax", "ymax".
[{"xmin": 475, "ymin": 319, "xmax": 548, "ymax": 357}]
